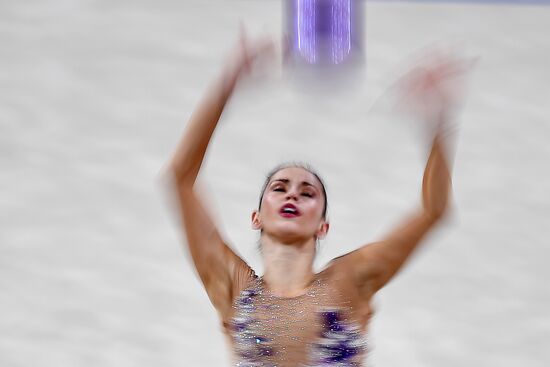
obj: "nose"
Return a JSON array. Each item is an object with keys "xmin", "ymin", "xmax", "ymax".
[{"xmin": 285, "ymin": 187, "xmax": 298, "ymax": 201}]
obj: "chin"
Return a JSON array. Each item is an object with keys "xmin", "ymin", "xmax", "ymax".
[{"xmin": 269, "ymin": 223, "xmax": 313, "ymax": 243}]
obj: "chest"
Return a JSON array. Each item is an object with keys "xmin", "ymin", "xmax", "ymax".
[{"xmin": 229, "ymin": 281, "xmax": 367, "ymax": 367}]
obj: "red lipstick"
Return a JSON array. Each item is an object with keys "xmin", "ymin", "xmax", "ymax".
[{"xmin": 279, "ymin": 203, "xmax": 301, "ymax": 218}]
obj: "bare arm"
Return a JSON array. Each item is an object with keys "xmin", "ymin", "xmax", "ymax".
[
  {"xmin": 342, "ymin": 56, "xmax": 466, "ymax": 298},
  {"xmin": 170, "ymin": 56, "xmax": 241, "ymax": 185},
  {"xmin": 167, "ymin": 33, "xmax": 273, "ymax": 318},
  {"xmin": 348, "ymin": 131, "xmax": 452, "ymax": 296}
]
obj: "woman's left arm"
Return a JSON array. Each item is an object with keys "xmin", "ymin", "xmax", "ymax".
[
  {"xmin": 347, "ymin": 131, "xmax": 452, "ymax": 297},
  {"xmin": 340, "ymin": 54, "xmax": 469, "ymax": 298}
]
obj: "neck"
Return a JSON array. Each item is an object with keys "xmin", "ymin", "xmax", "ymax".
[{"xmin": 260, "ymin": 234, "xmax": 316, "ymax": 297}]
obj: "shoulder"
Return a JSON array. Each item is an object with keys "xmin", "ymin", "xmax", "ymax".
[
  {"xmin": 323, "ymin": 249, "xmax": 377, "ymax": 301},
  {"xmin": 210, "ymin": 252, "xmax": 257, "ymax": 326},
  {"xmin": 229, "ymin": 255, "xmax": 257, "ymax": 299},
  {"xmin": 319, "ymin": 251, "xmax": 377, "ymax": 325}
]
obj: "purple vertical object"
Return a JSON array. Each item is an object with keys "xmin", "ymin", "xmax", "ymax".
[
  {"xmin": 286, "ymin": 0, "xmax": 363, "ymax": 66},
  {"xmin": 295, "ymin": 0, "xmax": 317, "ymax": 63}
]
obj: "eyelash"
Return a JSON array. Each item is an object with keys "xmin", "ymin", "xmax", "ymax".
[{"xmin": 273, "ymin": 187, "xmax": 314, "ymax": 197}]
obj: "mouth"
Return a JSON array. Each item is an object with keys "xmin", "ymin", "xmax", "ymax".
[{"xmin": 279, "ymin": 203, "xmax": 301, "ymax": 218}]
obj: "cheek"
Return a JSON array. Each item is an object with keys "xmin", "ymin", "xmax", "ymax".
[
  {"xmin": 304, "ymin": 200, "xmax": 324, "ymax": 219},
  {"xmin": 260, "ymin": 195, "xmax": 279, "ymax": 216}
]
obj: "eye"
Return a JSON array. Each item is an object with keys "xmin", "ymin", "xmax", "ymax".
[
  {"xmin": 301, "ymin": 192, "xmax": 314, "ymax": 198},
  {"xmin": 273, "ymin": 186, "xmax": 285, "ymax": 192}
]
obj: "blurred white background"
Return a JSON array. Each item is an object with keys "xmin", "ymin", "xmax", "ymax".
[{"xmin": 1, "ymin": 0, "xmax": 549, "ymax": 366}]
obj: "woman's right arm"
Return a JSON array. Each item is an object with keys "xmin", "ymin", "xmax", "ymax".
[{"xmin": 167, "ymin": 34, "xmax": 273, "ymax": 319}]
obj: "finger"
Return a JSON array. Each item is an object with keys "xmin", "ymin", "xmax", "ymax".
[
  {"xmin": 238, "ymin": 23, "xmax": 252, "ymax": 72},
  {"xmin": 252, "ymin": 36, "xmax": 276, "ymax": 57},
  {"xmin": 239, "ymin": 21, "xmax": 248, "ymax": 45}
]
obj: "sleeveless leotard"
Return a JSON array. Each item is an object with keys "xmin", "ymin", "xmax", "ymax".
[{"xmin": 221, "ymin": 256, "xmax": 373, "ymax": 367}]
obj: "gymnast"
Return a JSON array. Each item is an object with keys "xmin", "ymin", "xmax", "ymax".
[{"xmin": 166, "ymin": 31, "xmax": 463, "ymax": 367}]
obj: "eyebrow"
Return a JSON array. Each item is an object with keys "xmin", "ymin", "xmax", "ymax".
[{"xmin": 271, "ymin": 178, "xmax": 316, "ymax": 188}]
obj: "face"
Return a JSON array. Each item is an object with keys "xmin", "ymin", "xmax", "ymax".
[{"xmin": 252, "ymin": 167, "xmax": 329, "ymax": 243}]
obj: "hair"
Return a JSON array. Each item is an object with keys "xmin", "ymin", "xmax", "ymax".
[{"xmin": 258, "ymin": 162, "xmax": 328, "ymax": 220}]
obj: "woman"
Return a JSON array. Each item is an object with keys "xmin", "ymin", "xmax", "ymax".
[{"xmin": 167, "ymin": 32, "xmax": 459, "ymax": 367}]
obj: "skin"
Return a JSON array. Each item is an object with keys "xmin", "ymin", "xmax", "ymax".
[
  {"xmin": 252, "ymin": 167, "xmax": 329, "ymax": 297},
  {"xmin": 166, "ymin": 30, "xmax": 459, "ymax": 321}
]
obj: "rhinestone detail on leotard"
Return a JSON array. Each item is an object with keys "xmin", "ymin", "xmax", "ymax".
[{"xmin": 230, "ymin": 276, "xmax": 368, "ymax": 367}]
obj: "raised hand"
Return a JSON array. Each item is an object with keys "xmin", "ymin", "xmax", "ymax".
[
  {"xmin": 222, "ymin": 26, "xmax": 277, "ymax": 93},
  {"xmin": 396, "ymin": 52, "xmax": 475, "ymax": 136}
]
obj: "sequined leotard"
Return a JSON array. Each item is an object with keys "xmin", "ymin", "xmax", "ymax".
[{"xmin": 221, "ymin": 256, "xmax": 373, "ymax": 367}]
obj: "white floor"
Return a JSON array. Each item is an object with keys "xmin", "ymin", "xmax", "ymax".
[{"xmin": 1, "ymin": 1, "xmax": 549, "ymax": 366}]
